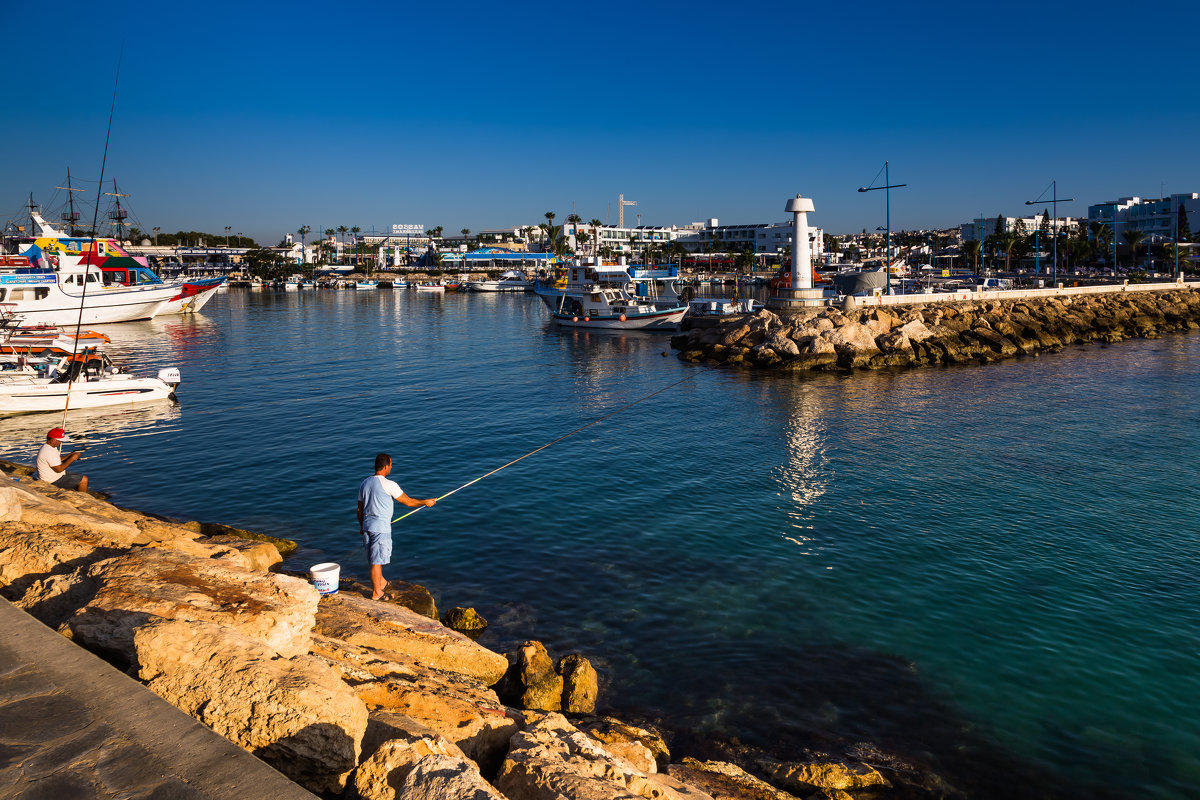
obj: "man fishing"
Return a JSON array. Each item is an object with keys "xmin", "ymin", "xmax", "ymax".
[
  {"xmin": 35, "ymin": 428, "xmax": 89, "ymax": 492},
  {"xmin": 357, "ymin": 453, "xmax": 435, "ymax": 602}
]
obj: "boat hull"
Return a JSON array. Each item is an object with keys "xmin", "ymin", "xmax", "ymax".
[
  {"xmin": 0, "ymin": 377, "xmax": 175, "ymax": 415},
  {"xmin": 550, "ymin": 307, "xmax": 687, "ymax": 330},
  {"xmin": 158, "ymin": 279, "xmax": 225, "ymax": 314}
]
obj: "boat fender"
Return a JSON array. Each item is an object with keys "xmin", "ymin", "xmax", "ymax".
[
  {"xmin": 583, "ymin": 317, "xmax": 590, "ymax": 322},
  {"xmin": 619, "ymin": 314, "xmax": 627, "ymax": 322},
  {"xmin": 572, "ymin": 316, "xmax": 578, "ymax": 323}
]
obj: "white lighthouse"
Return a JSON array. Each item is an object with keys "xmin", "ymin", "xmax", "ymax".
[{"xmin": 768, "ymin": 193, "xmax": 825, "ymax": 309}]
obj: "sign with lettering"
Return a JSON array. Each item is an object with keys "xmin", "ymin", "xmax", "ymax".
[{"xmin": 391, "ymin": 224, "xmax": 424, "ymax": 235}]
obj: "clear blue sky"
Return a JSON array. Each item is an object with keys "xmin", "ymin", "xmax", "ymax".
[{"xmin": 2, "ymin": 0, "xmax": 1196, "ymax": 245}]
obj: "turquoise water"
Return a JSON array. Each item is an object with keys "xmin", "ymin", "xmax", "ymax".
[{"xmin": 3, "ymin": 289, "xmax": 1198, "ymax": 798}]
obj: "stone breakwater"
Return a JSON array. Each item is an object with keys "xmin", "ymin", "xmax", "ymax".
[
  {"xmin": 0, "ymin": 468, "xmax": 928, "ymax": 800},
  {"xmin": 672, "ymin": 288, "xmax": 1200, "ymax": 371}
]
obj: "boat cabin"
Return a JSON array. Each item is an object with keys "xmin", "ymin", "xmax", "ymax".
[{"xmin": 100, "ymin": 265, "xmax": 165, "ymax": 287}]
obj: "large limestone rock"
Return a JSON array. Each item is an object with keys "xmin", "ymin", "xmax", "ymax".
[
  {"xmin": 441, "ymin": 606, "xmax": 487, "ymax": 638},
  {"xmin": 577, "ymin": 718, "xmax": 669, "ymax": 773},
  {"xmin": 827, "ymin": 322, "xmax": 880, "ymax": 368},
  {"xmin": 1, "ymin": 474, "xmax": 145, "ymax": 542},
  {"xmin": 352, "ymin": 720, "xmax": 468, "ymax": 800},
  {"xmin": 66, "ymin": 547, "xmax": 319, "ymax": 664},
  {"xmin": 134, "ymin": 618, "xmax": 368, "ymax": 795},
  {"xmin": 758, "ymin": 757, "xmax": 890, "ymax": 797},
  {"xmin": 557, "ymin": 653, "xmax": 598, "ymax": 715},
  {"xmin": 362, "ymin": 712, "xmax": 468, "ymax": 762},
  {"xmin": 315, "ymin": 593, "xmax": 507, "ymax": 685},
  {"xmin": 196, "ymin": 534, "xmax": 283, "ymax": 571},
  {"xmin": 668, "ymin": 759, "xmax": 797, "ymax": 800},
  {"xmin": 503, "ymin": 641, "xmax": 563, "ymax": 712},
  {"xmin": 396, "ymin": 754, "xmax": 508, "ymax": 800},
  {"xmin": 312, "ymin": 635, "xmax": 519, "ymax": 773},
  {"xmin": 497, "ymin": 714, "xmax": 714, "ymax": 800}
]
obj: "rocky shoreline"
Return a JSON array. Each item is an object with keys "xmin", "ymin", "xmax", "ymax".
[
  {"xmin": 672, "ymin": 288, "xmax": 1200, "ymax": 371},
  {"xmin": 0, "ymin": 464, "xmax": 944, "ymax": 800}
]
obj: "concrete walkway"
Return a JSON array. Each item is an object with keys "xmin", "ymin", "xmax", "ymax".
[{"xmin": 0, "ymin": 597, "xmax": 317, "ymax": 800}]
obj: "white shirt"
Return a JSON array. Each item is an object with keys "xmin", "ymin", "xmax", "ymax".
[{"xmin": 36, "ymin": 443, "xmax": 63, "ymax": 484}]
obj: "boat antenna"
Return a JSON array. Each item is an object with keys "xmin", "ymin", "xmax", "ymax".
[
  {"xmin": 392, "ymin": 372, "xmax": 700, "ymax": 523},
  {"xmin": 63, "ymin": 46, "xmax": 123, "ymax": 426}
]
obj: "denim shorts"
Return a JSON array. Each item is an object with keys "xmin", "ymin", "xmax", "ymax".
[{"xmin": 362, "ymin": 529, "xmax": 392, "ymax": 565}]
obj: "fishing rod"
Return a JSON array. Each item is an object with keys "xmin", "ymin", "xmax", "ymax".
[
  {"xmin": 392, "ymin": 371, "xmax": 699, "ymax": 523},
  {"xmin": 63, "ymin": 47, "xmax": 124, "ymax": 426}
]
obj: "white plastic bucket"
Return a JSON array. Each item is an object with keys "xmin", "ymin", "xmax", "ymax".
[{"xmin": 310, "ymin": 562, "xmax": 340, "ymax": 595}]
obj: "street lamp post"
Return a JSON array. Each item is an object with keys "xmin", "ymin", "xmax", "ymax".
[
  {"xmin": 152, "ymin": 226, "xmax": 160, "ymax": 246},
  {"xmin": 858, "ymin": 161, "xmax": 906, "ymax": 295},
  {"xmin": 1026, "ymin": 181, "xmax": 1073, "ymax": 285},
  {"xmin": 225, "ymin": 226, "xmax": 231, "ymax": 247}
]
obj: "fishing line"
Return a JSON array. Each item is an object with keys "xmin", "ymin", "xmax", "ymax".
[
  {"xmin": 392, "ymin": 370, "xmax": 699, "ymax": 523},
  {"xmin": 63, "ymin": 45, "xmax": 124, "ymax": 426}
]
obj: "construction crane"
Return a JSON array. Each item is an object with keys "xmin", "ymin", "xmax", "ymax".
[{"xmin": 618, "ymin": 194, "xmax": 637, "ymax": 229}]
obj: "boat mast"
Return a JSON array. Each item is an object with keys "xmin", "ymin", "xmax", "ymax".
[
  {"xmin": 104, "ymin": 180, "xmax": 130, "ymax": 242},
  {"xmin": 56, "ymin": 169, "xmax": 87, "ymax": 235}
]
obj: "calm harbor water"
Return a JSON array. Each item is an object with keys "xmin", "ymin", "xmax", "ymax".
[{"xmin": 3, "ymin": 288, "xmax": 1198, "ymax": 798}]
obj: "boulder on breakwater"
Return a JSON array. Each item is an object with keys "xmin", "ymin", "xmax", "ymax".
[
  {"xmin": 0, "ymin": 467, "xmax": 948, "ymax": 800},
  {"xmin": 672, "ymin": 289, "xmax": 1200, "ymax": 371}
]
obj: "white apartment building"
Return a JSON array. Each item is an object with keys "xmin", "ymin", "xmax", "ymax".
[
  {"xmin": 1087, "ymin": 194, "xmax": 1200, "ymax": 241},
  {"xmin": 674, "ymin": 219, "xmax": 825, "ymax": 260},
  {"xmin": 960, "ymin": 215, "xmax": 1080, "ymax": 242}
]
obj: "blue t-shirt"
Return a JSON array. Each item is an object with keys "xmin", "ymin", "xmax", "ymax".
[{"xmin": 359, "ymin": 475, "xmax": 402, "ymax": 534}]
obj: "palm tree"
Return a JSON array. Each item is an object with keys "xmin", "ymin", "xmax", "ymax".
[
  {"xmin": 1121, "ymin": 229, "xmax": 1145, "ymax": 269},
  {"xmin": 297, "ymin": 225, "xmax": 311, "ymax": 265},
  {"xmin": 589, "ymin": 219, "xmax": 603, "ymax": 256},
  {"xmin": 337, "ymin": 225, "xmax": 348, "ymax": 260},
  {"xmin": 962, "ymin": 240, "xmax": 982, "ymax": 272},
  {"xmin": 1001, "ymin": 232, "xmax": 1019, "ymax": 270}
]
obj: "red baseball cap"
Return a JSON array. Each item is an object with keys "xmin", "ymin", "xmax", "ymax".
[{"xmin": 47, "ymin": 427, "xmax": 69, "ymax": 442}]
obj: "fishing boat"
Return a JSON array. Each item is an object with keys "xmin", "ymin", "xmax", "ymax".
[
  {"xmin": 392, "ymin": 279, "xmax": 410, "ymax": 289},
  {"xmin": 468, "ymin": 270, "xmax": 531, "ymax": 293},
  {"xmin": 549, "ymin": 287, "xmax": 687, "ymax": 330},
  {"xmin": 536, "ymin": 257, "xmax": 689, "ymax": 311},
  {"xmin": 0, "ymin": 349, "xmax": 180, "ymax": 415},
  {"xmin": 415, "ymin": 282, "xmax": 445, "ymax": 293},
  {"xmin": 355, "ymin": 280, "xmax": 379, "ymax": 290},
  {"xmin": 0, "ymin": 325, "xmax": 111, "ymax": 356}
]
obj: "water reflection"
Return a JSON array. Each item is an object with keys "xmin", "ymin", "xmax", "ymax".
[{"xmin": 0, "ymin": 403, "xmax": 181, "ymax": 463}]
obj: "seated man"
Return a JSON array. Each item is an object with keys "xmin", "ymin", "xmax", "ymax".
[{"xmin": 36, "ymin": 427, "xmax": 89, "ymax": 492}]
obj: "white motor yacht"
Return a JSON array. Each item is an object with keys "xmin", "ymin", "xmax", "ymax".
[
  {"xmin": 0, "ymin": 350, "xmax": 180, "ymax": 415},
  {"xmin": 468, "ymin": 270, "xmax": 531, "ymax": 292}
]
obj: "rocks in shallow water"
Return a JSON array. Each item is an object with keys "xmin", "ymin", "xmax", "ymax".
[
  {"xmin": 510, "ymin": 640, "xmax": 564, "ymax": 712},
  {"xmin": 441, "ymin": 606, "xmax": 487, "ymax": 637},
  {"xmin": 133, "ymin": 618, "xmax": 367, "ymax": 795},
  {"xmin": 579, "ymin": 718, "xmax": 671, "ymax": 771},
  {"xmin": 672, "ymin": 288, "xmax": 1200, "ymax": 373},
  {"xmin": 757, "ymin": 756, "xmax": 890, "ymax": 796},
  {"xmin": 314, "ymin": 592, "xmax": 507, "ymax": 685},
  {"xmin": 556, "ymin": 653, "xmax": 598, "ymax": 714},
  {"xmin": 669, "ymin": 758, "xmax": 796, "ymax": 800},
  {"xmin": 497, "ymin": 714, "xmax": 713, "ymax": 800}
]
